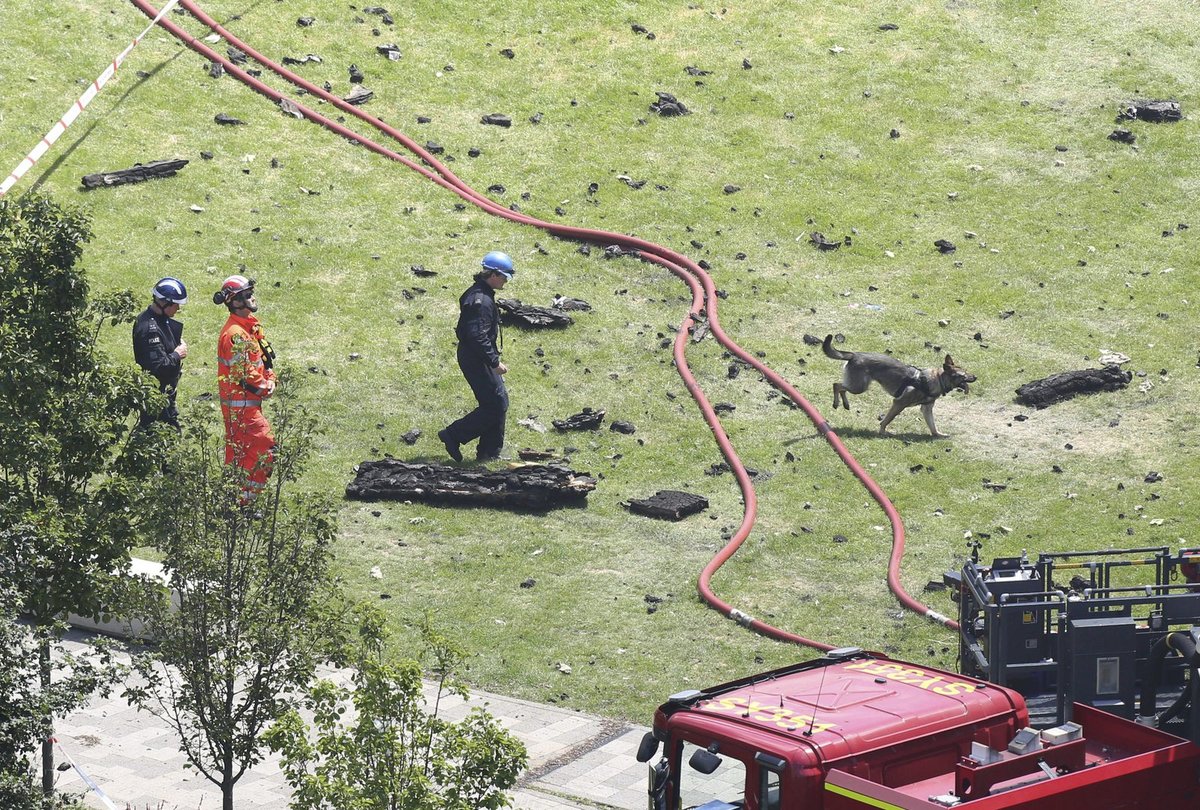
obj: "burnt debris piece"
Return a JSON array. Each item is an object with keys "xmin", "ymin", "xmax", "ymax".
[
  {"xmin": 497, "ymin": 298, "xmax": 573, "ymax": 328},
  {"xmin": 649, "ymin": 92, "xmax": 689, "ymax": 116},
  {"xmin": 1015, "ymin": 364, "xmax": 1132, "ymax": 409},
  {"xmin": 809, "ymin": 231, "xmax": 841, "ymax": 251},
  {"xmin": 345, "ymin": 459, "xmax": 595, "ymax": 510},
  {"xmin": 552, "ymin": 408, "xmax": 605, "ymax": 431},
  {"xmin": 624, "ymin": 490, "xmax": 709, "ymax": 521},
  {"xmin": 344, "ymin": 85, "xmax": 374, "ymax": 106},
  {"xmin": 1118, "ymin": 100, "xmax": 1182, "ymax": 123},
  {"xmin": 279, "ymin": 98, "xmax": 304, "ymax": 119},
  {"xmin": 481, "ymin": 113, "xmax": 512, "ymax": 127},
  {"xmin": 214, "ymin": 113, "xmax": 245, "ymax": 126},
  {"xmin": 517, "ymin": 448, "xmax": 557, "ymax": 461},
  {"xmin": 81, "ymin": 158, "xmax": 189, "ymax": 190},
  {"xmin": 1109, "ymin": 129, "xmax": 1136, "ymax": 144},
  {"xmin": 376, "ymin": 44, "xmax": 402, "ymax": 60},
  {"xmin": 552, "ymin": 295, "xmax": 592, "ymax": 311}
]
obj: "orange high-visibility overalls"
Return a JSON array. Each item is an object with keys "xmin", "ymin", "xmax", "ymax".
[{"xmin": 217, "ymin": 312, "xmax": 276, "ymax": 492}]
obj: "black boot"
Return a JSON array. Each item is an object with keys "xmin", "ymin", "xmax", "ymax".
[{"xmin": 437, "ymin": 429, "xmax": 463, "ymax": 462}]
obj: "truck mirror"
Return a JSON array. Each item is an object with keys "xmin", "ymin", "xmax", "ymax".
[
  {"xmin": 689, "ymin": 748, "xmax": 722, "ymax": 775},
  {"xmin": 636, "ymin": 732, "xmax": 660, "ymax": 762}
]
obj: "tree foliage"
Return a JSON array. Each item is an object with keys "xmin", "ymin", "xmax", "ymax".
[
  {"xmin": 0, "ymin": 579, "xmax": 111, "ymax": 810},
  {"xmin": 0, "ymin": 192, "xmax": 163, "ymax": 621},
  {"xmin": 126, "ymin": 377, "xmax": 341, "ymax": 810},
  {"xmin": 0, "ymin": 192, "xmax": 162, "ymax": 799},
  {"xmin": 264, "ymin": 611, "xmax": 528, "ymax": 810}
]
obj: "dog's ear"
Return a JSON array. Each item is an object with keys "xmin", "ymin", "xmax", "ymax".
[{"xmin": 944, "ymin": 354, "xmax": 954, "ymax": 365}]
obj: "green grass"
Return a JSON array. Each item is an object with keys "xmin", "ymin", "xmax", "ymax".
[{"xmin": 2, "ymin": 0, "xmax": 1199, "ymax": 722}]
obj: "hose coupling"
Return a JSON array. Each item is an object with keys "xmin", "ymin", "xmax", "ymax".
[
  {"xmin": 926, "ymin": 610, "xmax": 951, "ymax": 625},
  {"xmin": 729, "ymin": 609, "xmax": 755, "ymax": 627}
]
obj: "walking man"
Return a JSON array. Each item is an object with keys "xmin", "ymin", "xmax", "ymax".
[
  {"xmin": 213, "ymin": 274, "xmax": 277, "ymax": 494},
  {"xmin": 439, "ymin": 251, "xmax": 513, "ymax": 462},
  {"xmin": 133, "ymin": 277, "xmax": 189, "ymax": 429}
]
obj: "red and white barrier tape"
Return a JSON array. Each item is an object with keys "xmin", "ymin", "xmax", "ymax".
[
  {"xmin": 0, "ymin": 0, "xmax": 183, "ymax": 197},
  {"xmin": 51, "ymin": 737, "xmax": 118, "ymax": 810}
]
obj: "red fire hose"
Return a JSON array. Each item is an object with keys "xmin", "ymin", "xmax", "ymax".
[{"xmin": 130, "ymin": 0, "xmax": 958, "ymax": 644}]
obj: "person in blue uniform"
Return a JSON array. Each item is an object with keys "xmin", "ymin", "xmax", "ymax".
[
  {"xmin": 438, "ymin": 252, "xmax": 514, "ymax": 462},
  {"xmin": 132, "ymin": 277, "xmax": 189, "ymax": 429}
]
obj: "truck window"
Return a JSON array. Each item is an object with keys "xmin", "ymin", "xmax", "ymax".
[
  {"xmin": 761, "ymin": 767, "xmax": 781, "ymax": 810},
  {"xmin": 679, "ymin": 739, "xmax": 748, "ymax": 809}
]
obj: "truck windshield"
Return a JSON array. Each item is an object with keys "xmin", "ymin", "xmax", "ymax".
[{"xmin": 679, "ymin": 739, "xmax": 747, "ymax": 809}]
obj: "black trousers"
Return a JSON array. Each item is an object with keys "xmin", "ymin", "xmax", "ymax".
[
  {"xmin": 138, "ymin": 397, "xmax": 180, "ymax": 431},
  {"xmin": 443, "ymin": 345, "xmax": 508, "ymax": 459}
]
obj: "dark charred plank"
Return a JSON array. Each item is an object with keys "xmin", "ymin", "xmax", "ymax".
[
  {"xmin": 1015, "ymin": 365, "xmax": 1132, "ymax": 409},
  {"xmin": 81, "ymin": 159, "xmax": 188, "ymax": 190},
  {"xmin": 624, "ymin": 490, "xmax": 709, "ymax": 521},
  {"xmin": 346, "ymin": 459, "xmax": 595, "ymax": 510}
]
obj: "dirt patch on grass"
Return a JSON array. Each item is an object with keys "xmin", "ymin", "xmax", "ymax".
[{"xmin": 949, "ymin": 397, "xmax": 1161, "ymax": 466}]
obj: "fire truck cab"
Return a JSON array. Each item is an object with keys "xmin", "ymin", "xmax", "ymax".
[{"xmin": 637, "ymin": 647, "xmax": 1200, "ymax": 809}]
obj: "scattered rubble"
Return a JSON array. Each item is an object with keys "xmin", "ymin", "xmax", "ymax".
[
  {"xmin": 553, "ymin": 408, "xmax": 605, "ymax": 431},
  {"xmin": 649, "ymin": 92, "xmax": 689, "ymax": 116},
  {"xmin": 1118, "ymin": 100, "xmax": 1182, "ymax": 123},
  {"xmin": 344, "ymin": 85, "xmax": 374, "ymax": 105}
]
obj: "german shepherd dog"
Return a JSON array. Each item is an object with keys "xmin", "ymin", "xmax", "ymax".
[{"xmin": 822, "ymin": 334, "xmax": 976, "ymax": 437}]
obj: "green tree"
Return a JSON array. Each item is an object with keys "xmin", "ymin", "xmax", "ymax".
[
  {"xmin": 0, "ymin": 193, "xmax": 164, "ymax": 804},
  {"xmin": 126, "ymin": 378, "xmax": 341, "ymax": 810},
  {"xmin": 0, "ymin": 576, "xmax": 111, "ymax": 810},
  {"xmin": 264, "ymin": 610, "xmax": 528, "ymax": 810}
]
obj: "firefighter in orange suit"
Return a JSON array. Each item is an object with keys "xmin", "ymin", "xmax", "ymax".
[{"xmin": 212, "ymin": 274, "xmax": 277, "ymax": 493}]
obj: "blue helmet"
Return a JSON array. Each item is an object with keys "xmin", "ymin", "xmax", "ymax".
[
  {"xmin": 152, "ymin": 277, "xmax": 188, "ymax": 305},
  {"xmin": 481, "ymin": 251, "xmax": 514, "ymax": 279}
]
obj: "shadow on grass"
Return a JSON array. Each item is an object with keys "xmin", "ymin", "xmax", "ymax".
[
  {"xmin": 28, "ymin": 54, "xmax": 184, "ymax": 195},
  {"xmin": 829, "ymin": 426, "xmax": 946, "ymax": 443}
]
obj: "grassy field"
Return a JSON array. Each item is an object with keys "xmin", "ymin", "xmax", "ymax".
[{"xmin": 1, "ymin": 0, "xmax": 1198, "ymax": 722}]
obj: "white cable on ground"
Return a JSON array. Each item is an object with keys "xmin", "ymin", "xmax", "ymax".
[{"xmin": 0, "ymin": 0, "xmax": 182, "ymax": 197}]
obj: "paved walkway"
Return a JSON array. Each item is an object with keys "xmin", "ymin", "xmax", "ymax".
[{"xmin": 53, "ymin": 632, "xmax": 650, "ymax": 810}]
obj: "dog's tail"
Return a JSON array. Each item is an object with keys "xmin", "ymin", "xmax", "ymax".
[{"xmin": 822, "ymin": 334, "xmax": 853, "ymax": 361}]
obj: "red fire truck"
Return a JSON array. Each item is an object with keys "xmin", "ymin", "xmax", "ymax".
[{"xmin": 637, "ymin": 646, "xmax": 1200, "ymax": 809}]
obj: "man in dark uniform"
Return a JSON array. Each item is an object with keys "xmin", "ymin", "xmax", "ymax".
[
  {"xmin": 438, "ymin": 252, "xmax": 513, "ymax": 462},
  {"xmin": 132, "ymin": 277, "xmax": 189, "ymax": 429}
]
